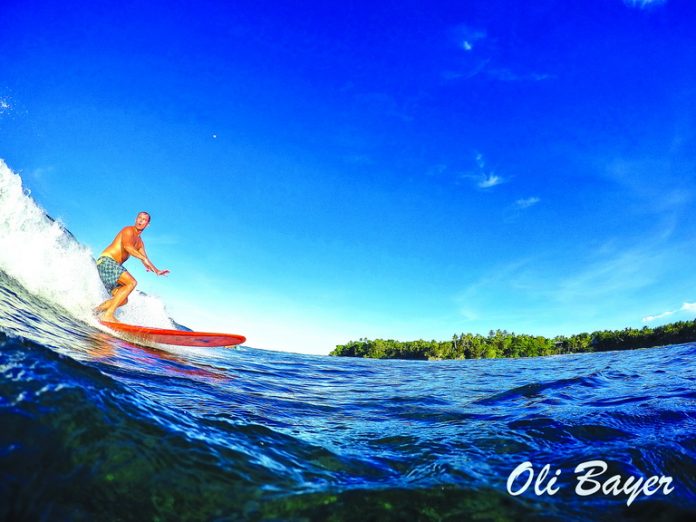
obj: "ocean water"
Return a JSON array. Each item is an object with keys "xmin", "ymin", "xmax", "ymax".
[{"xmin": 1, "ymin": 161, "xmax": 696, "ymax": 521}]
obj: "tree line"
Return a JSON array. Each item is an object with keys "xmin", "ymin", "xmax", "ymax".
[{"xmin": 329, "ymin": 319, "xmax": 696, "ymax": 360}]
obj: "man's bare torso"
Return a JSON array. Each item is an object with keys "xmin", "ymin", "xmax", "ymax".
[{"xmin": 100, "ymin": 226, "xmax": 143, "ymax": 264}]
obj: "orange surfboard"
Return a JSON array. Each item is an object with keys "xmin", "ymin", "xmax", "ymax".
[{"xmin": 100, "ymin": 321, "xmax": 246, "ymax": 347}]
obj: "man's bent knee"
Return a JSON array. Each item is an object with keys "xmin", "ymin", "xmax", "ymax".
[{"xmin": 117, "ymin": 272, "xmax": 137, "ymax": 291}]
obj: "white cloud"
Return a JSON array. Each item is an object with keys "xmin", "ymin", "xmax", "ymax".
[
  {"xmin": 642, "ymin": 302, "xmax": 696, "ymax": 323},
  {"xmin": 478, "ymin": 174, "xmax": 504, "ymax": 189},
  {"xmin": 453, "ymin": 24, "xmax": 487, "ymax": 52},
  {"xmin": 642, "ymin": 310, "xmax": 675, "ymax": 322},
  {"xmin": 515, "ymin": 197, "xmax": 540, "ymax": 209},
  {"xmin": 464, "ymin": 152, "xmax": 507, "ymax": 189},
  {"xmin": 624, "ymin": 0, "xmax": 667, "ymax": 9}
]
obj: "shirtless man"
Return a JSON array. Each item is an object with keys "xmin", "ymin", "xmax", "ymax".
[{"xmin": 95, "ymin": 211, "xmax": 169, "ymax": 322}]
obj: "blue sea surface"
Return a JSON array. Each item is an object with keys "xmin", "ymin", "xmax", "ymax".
[{"xmin": 1, "ymin": 267, "xmax": 695, "ymax": 521}]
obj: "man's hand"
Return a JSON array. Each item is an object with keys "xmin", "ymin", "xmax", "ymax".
[{"xmin": 142, "ymin": 258, "xmax": 168, "ymax": 276}]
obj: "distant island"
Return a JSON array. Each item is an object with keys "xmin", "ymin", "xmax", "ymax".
[{"xmin": 330, "ymin": 319, "xmax": 696, "ymax": 360}]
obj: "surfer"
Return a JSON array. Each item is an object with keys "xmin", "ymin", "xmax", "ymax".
[{"xmin": 95, "ymin": 211, "xmax": 169, "ymax": 322}]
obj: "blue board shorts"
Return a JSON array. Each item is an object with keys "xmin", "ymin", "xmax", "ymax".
[{"xmin": 96, "ymin": 256, "xmax": 127, "ymax": 292}]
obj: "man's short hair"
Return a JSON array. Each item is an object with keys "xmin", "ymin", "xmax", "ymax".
[{"xmin": 138, "ymin": 211, "xmax": 151, "ymax": 222}]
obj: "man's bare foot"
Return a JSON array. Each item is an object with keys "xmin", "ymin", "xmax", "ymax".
[
  {"xmin": 100, "ymin": 312, "xmax": 120, "ymax": 323},
  {"xmin": 94, "ymin": 302, "xmax": 110, "ymax": 314}
]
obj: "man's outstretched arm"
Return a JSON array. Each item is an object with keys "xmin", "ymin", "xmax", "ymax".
[
  {"xmin": 121, "ymin": 228, "xmax": 170, "ymax": 276},
  {"xmin": 137, "ymin": 244, "xmax": 170, "ymax": 276}
]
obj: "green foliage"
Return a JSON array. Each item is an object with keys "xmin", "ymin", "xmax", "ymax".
[{"xmin": 329, "ymin": 319, "xmax": 696, "ymax": 360}]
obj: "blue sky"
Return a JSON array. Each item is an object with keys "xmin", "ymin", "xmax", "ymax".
[{"xmin": 1, "ymin": 0, "xmax": 695, "ymax": 354}]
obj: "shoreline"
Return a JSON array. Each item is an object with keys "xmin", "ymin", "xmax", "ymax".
[{"xmin": 330, "ymin": 318, "xmax": 696, "ymax": 360}]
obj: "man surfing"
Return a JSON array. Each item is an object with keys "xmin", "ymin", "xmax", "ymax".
[{"xmin": 95, "ymin": 211, "xmax": 169, "ymax": 322}]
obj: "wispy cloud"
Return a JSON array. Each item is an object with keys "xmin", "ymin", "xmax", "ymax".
[
  {"xmin": 600, "ymin": 155, "xmax": 695, "ymax": 216},
  {"xmin": 463, "ymin": 257, "xmax": 533, "ymax": 293},
  {"xmin": 444, "ymin": 24, "xmax": 551, "ymax": 84},
  {"xmin": 461, "ymin": 153, "xmax": 507, "ymax": 189},
  {"xmin": 0, "ymin": 98, "xmax": 11, "ymax": 114},
  {"xmin": 552, "ymin": 247, "xmax": 662, "ymax": 303},
  {"xmin": 643, "ymin": 302, "xmax": 696, "ymax": 322},
  {"xmin": 451, "ymin": 24, "xmax": 487, "ymax": 53},
  {"xmin": 441, "ymin": 59, "xmax": 491, "ymax": 81},
  {"xmin": 447, "ymin": 64, "xmax": 552, "ymax": 84},
  {"xmin": 487, "ymin": 68, "xmax": 554, "ymax": 83},
  {"xmin": 454, "ymin": 257, "xmax": 540, "ymax": 327},
  {"xmin": 454, "ymin": 197, "xmax": 693, "ymax": 334},
  {"xmin": 515, "ymin": 197, "xmax": 540, "ymax": 209},
  {"xmin": 456, "ymin": 235, "xmax": 679, "ymax": 327},
  {"xmin": 478, "ymin": 174, "xmax": 504, "ymax": 189},
  {"xmin": 623, "ymin": 0, "xmax": 667, "ymax": 9},
  {"xmin": 642, "ymin": 310, "xmax": 675, "ymax": 322}
]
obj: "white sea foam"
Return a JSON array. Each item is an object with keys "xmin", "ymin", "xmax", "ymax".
[{"xmin": 0, "ymin": 158, "xmax": 174, "ymax": 328}]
